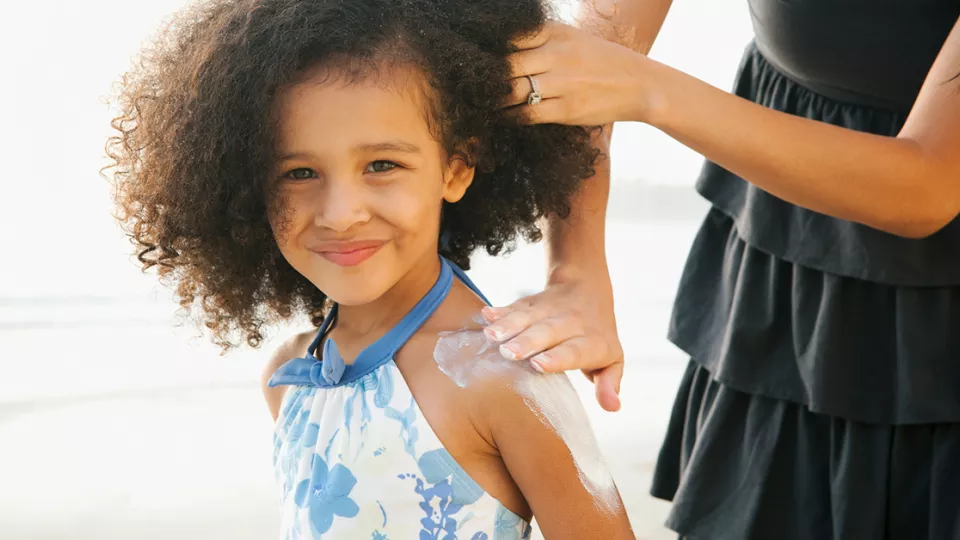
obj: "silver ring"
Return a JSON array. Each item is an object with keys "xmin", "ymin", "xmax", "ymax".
[{"xmin": 526, "ymin": 75, "xmax": 543, "ymax": 106}]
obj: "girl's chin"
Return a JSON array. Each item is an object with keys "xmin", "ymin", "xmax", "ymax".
[
  {"xmin": 319, "ymin": 289, "xmax": 384, "ymax": 307},
  {"xmin": 312, "ymin": 277, "xmax": 392, "ymax": 308}
]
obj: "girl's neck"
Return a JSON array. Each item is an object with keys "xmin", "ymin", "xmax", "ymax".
[{"xmin": 334, "ymin": 253, "xmax": 442, "ymax": 344}]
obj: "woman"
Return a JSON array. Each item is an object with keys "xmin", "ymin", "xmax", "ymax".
[{"xmin": 481, "ymin": 0, "xmax": 960, "ymax": 537}]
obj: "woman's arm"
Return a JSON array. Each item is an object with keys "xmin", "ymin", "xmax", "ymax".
[
  {"xmin": 481, "ymin": 0, "xmax": 675, "ymax": 411},
  {"xmin": 640, "ymin": 21, "xmax": 960, "ymax": 238},
  {"xmin": 574, "ymin": 0, "xmax": 673, "ymax": 54},
  {"xmin": 511, "ymin": 17, "xmax": 960, "ymax": 238}
]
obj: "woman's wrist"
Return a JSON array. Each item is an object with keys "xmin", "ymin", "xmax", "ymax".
[
  {"xmin": 623, "ymin": 54, "xmax": 671, "ymax": 126},
  {"xmin": 547, "ymin": 258, "xmax": 613, "ymax": 294}
]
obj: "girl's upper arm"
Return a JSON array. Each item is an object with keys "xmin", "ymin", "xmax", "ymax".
[
  {"xmin": 261, "ymin": 351, "xmax": 290, "ymax": 422},
  {"xmin": 481, "ymin": 372, "xmax": 635, "ymax": 539},
  {"xmin": 261, "ymin": 332, "xmax": 311, "ymax": 421}
]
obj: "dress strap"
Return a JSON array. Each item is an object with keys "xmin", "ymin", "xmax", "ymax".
[{"xmin": 268, "ymin": 257, "xmax": 478, "ymax": 388}]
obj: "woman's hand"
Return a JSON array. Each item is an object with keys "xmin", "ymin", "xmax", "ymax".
[
  {"xmin": 481, "ymin": 265, "xmax": 625, "ymax": 412},
  {"xmin": 504, "ymin": 21, "xmax": 652, "ymax": 125}
]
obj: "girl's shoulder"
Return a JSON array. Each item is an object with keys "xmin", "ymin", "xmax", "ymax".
[
  {"xmin": 404, "ymin": 318, "xmax": 632, "ymax": 535},
  {"xmin": 396, "ymin": 307, "xmax": 535, "ymax": 521},
  {"xmin": 261, "ymin": 328, "xmax": 316, "ymax": 421}
]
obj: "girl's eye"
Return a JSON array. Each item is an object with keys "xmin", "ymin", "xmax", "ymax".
[
  {"xmin": 365, "ymin": 160, "xmax": 398, "ymax": 174},
  {"xmin": 285, "ymin": 168, "xmax": 317, "ymax": 181}
]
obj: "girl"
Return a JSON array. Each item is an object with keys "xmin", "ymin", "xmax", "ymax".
[{"xmin": 106, "ymin": 0, "xmax": 635, "ymax": 538}]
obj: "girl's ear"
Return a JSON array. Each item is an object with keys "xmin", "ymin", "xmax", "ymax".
[{"xmin": 442, "ymin": 142, "xmax": 478, "ymax": 203}]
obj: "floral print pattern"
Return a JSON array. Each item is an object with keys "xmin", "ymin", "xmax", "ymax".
[
  {"xmin": 273, "ymin": 361, "xmax": 531, "ymax": 539},
  {"xmin": 293, "ymin": 455, "xmax": 360, "ymax": 535}
]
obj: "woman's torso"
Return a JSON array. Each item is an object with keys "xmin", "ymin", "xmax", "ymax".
[
  {"xmin": 693, "ymin": 0, "xmax": 960, "ymax": 286},
  {"xmin": 749, "ymin": 0, "xmax": 960, "ymax": 112},
  {"xmin": 669, "ymin": 2, "xmax": 960, "ymax": 424}
]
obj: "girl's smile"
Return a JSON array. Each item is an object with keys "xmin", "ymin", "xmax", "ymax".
[{"xmin": 307, "ymin": 239, "xmax": 388, "ymax": 267}]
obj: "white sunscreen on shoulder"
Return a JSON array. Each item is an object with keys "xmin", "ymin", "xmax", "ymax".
[{"xmin": 433, "ymin": 319, "xmax": 620, "ymax": 513}]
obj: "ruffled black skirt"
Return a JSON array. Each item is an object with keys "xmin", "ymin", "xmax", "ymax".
[
  {"xmin": 651, "ymin": 362, "xmax": 960, "ymax": 540},
  {"xmin": 651, "ymin": 42, "xmax": 960, "ymax": 539}
]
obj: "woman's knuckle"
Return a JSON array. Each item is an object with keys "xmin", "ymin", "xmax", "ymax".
[
  {"xmin": 559, "ymin": 316, "xmax": 581, "ymax": 336},
  {"xmin": 517, "ymin": 298, "xmax": 536, "ymax": 311},
  {"xmin": 570, "ymin": 341, "xmax": 589, "ymax": 362},
  {"xmin": 511, "ymin": 336, "xmax": 530, "ymax": 350},
  {"xmin": 552, "ymin": 344, "xmax": 572, "ymax": 361}
]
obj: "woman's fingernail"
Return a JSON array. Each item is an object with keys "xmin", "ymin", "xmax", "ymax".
[
  {"xmin": 499, "ymin": 344, "xmax": 520, "ymax": 361},
  {"xmin": 530, "ymin": 354, "xmax": 550, "ymax": 371},
  {"xmin": 481, "ymin": 307, "xmax": 505, "ymax": 321},
  {"xmin": 484, "ymin": 326, "xmax": 504, "ymax": 342},
  {"xmin": 529, "ymin": 358, "xmax": 546, "ymax": 373}
]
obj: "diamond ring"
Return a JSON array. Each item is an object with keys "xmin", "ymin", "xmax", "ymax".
[{"xmin": 526, "ymin": 75, "xmax": 543, "ymax": 106}]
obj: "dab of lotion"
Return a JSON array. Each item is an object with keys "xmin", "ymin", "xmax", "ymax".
[{"xmin": 433, "ymin": 323, "xmax": 620, "ymax": 513}]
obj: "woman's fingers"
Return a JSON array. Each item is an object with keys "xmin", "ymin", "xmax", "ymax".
[
  {"xmin": 482, "ymin": 291, "xmax": 576, "ymax": 361},
  {"xmin": 507, "ymin": 20, "xmax": 649, "ymax": 125},
  {"xmin": 481, "ymin": 272, "xmax": 624, "ymax": 410},
  {"xmin": 503, "ymin": 71, "xmax": 559, "ymax": 108},
  {"xmin": 504, "ymin": 75, "xmax": 537, "ymax": 109},
  {"xmin": 480, "ymin": 306, "xmax": 509, "ymax": 322},
  {"xmin": 506, "ymin": 98, "xmax": 568, "ymax": 125},
  {"xmin": 482, "ymin": 304, "xmax": 534, "ymax": 343},
  {"xmin": 498, "ymin": 317, "xmax": 582, "ymax": 362},
  {"xmin": 506, "ymin": 48, "xmax": 552, "ymax": 79},
  {"xmin": 528, "ymin": 335, "xmax": 596, "ymax": 372},
  {"xmin": 592, "ymin": 363, "xmax": 624, "ymax": 412},
  {"xmin": 510, "ymin": 21, "xmax": 556, "ymax": 50}
]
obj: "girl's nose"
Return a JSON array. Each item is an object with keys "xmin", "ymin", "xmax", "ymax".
[{"xmin": 313, "ymin": 177, "xmax": 372, "ymax": 232}]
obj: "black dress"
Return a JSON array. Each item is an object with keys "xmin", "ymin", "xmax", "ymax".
[{"xmin": 650, "ymin": 1, "xmax": 960, "ymax": 538}]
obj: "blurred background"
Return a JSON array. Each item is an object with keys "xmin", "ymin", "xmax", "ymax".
[{"xmin": 0, "ymin": 1, "xmax": 752, "ymax": 538}]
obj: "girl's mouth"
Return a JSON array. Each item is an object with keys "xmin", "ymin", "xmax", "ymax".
[{"xmin": 309, "ymin": 240, "xmax": 386, "ymax": 267}]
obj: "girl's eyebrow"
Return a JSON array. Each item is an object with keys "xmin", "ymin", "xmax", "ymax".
[
  {"xmin": 356, "ymin": 141, "xmax": 422, "ymax": 154},
  {"xmin": 277, "ymin": 141, "xmax": 422, "ymax": 162},
  {"xmin": 277, "ymin": 151, "xmax": 316, "ymax": 162}
]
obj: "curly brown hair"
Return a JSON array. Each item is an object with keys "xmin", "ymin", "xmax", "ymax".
[{"xmin": 106, "ymin": 0, "xmax": 599, "ymax": 350}]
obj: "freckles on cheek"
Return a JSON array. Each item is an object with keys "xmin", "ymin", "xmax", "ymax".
[
  {"xmin": 267, "ymin": 211, "xmax": 291, "ymax": 249},
  {"xmin": 267, "ymin": 191, "xmax": 306, "ymax": 250}
]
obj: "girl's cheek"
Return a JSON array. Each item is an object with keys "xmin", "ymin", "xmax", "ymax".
[
  {"xmin": 379, "ymin": 178, "xmax": 444, "ymax": 223},
  {"xmin": 269, "ymin": 194, "xmax": 314, "ymax": 246},
  {"xmin": 383, "ymin": 195, "xmax": 439, "ymax": 237}
]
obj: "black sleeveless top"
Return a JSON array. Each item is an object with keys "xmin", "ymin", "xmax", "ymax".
[
  {"xmin": 696, "ymin": 0, "xmax": 960, "ymax": 286},
  {"xmin": 751, "ymin": 0, "xmax": 958, "ymax": 112},
  {"xmin": 668, "ymin": 2, "xmax": 960, "ymax": 424}
]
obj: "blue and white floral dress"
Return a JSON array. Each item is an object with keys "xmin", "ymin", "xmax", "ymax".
[{"xmin": 268, "ymin": 259, "xmax": 533, "ymax": 539}]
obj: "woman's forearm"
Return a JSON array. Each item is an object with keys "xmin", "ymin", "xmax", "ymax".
[
  {"xmin": 544, "ymin": 0, "xmax": 674, "ymax": 276},
  {"xmin": 545, "ymin": 128, "xmax": 612, "ymax": 282},
  {"xmin": 638, "ymin": 57, "xmax": 960, "ymax": 238}
]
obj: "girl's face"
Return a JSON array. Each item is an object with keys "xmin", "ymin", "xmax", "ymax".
[{"xmin": 269, "ymin": 66, "xmax": 474, "ymax": 306}]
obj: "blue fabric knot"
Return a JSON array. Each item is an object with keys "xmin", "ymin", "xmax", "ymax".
[
  {"xmin": 318, "ymin": 339, "xmax": 345, "ymax": 385},
  {"xmin": 266, "ymin": 257, "xmax": 488, "ymax": 389}
]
